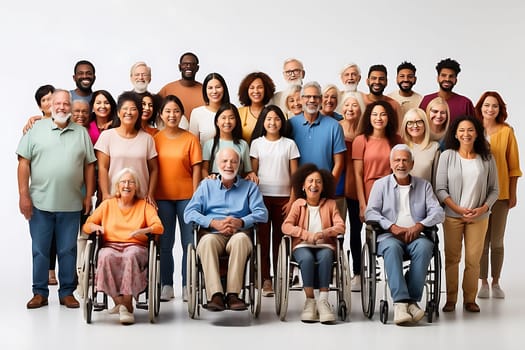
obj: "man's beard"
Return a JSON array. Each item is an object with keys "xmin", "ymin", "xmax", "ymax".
[
  {"xmin": 344, "ymin": 83, "xmax": 357, "ymax": 92},
  {"xmin": 133, "ymin": 81, "xmax": 149, "ymax": 93},
  {"xmin": 369, "ymin": 85, "xmax": 385, "ymax": 96},
  {"xmin": 219, "ymin": 171, "xmax": 237, "ymax": 181},
  {"xmin": 76, "ymin": 79, "xmax": 93, "ymax": 93},
  {"xmin": 398, "ymin": 82, "xmax": 414, "ymax": 93},
  {"xmin": 52, "ymin": 111, "xmax": 71, "ymax": 125},
  {"xmin": 439, "ymin": 81, "xmax": 455, "ymax": 92}
]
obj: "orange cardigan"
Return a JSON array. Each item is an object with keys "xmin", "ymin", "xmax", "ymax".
[
  {"xmin": 83, "ymin": 198, "xmax": 163, "ymax": 246},
  {"xmin": 282, "ymin": 198, "xmax": 345, "ymax": 251}
]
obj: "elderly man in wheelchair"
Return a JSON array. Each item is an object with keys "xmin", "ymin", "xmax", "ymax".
[
  {"xmin": 184, "ymin": 148, "xmax": 268, "ymax": 312},
  {"xmin": 365, "ymin": 144, "xmax": 444, "ymax": 325}
]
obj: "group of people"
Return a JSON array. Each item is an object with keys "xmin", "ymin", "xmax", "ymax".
[{"xmin": 17, "ymin": 53, "xmax": 520, "ymax": 326}]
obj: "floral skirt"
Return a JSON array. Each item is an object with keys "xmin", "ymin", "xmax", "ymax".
[{"xmin": 95, "ymin": 242, "xmax": 148, "ymax": 299}]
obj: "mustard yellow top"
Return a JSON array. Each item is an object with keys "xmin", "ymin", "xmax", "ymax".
[
  {"xmin": 239, "ymin": 106, "xmax": 258, "ymax": 143},
  {"xmin": 488, "ymin": 124, "xmax": 522, "ymax": 199}
]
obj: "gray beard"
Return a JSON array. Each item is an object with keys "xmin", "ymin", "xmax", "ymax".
[
  {"xmin": 133, "ymin": 82, "xmax": 149, "ymax": 93},
  {"xmin": 52, "ymin": 112, "xmax": 71, "ymax": 125}
]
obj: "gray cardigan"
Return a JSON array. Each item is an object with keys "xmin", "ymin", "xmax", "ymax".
[{"xmin": 435, "ymin": 149, "xmax": 499, "ymax": 219}]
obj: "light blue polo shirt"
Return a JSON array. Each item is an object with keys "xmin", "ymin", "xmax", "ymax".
[
  {"xmin": 16, "ymin": 118, "xmax": 96, "ymax": 212},
  {"xmin": 288, "ymin": 113, "xmax": 346, "ymax": 171}
]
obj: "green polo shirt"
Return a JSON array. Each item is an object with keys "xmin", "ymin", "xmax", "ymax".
[{"xmin": 16, "ymin": 118, "xmax": 96, "ymax": 212}]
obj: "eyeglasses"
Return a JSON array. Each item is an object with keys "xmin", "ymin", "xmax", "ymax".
[
  {"xmin": 406, "ymin": 120, "xmax": 425, "ymax": 127},
  {"xmin": 302, "ymin": 95, "xmax": 321, "ymax": 100},
  {"xmin": 119, "ymin": 180, "xmax": 136, "ymax": 185},
  {"xmin": 284, "ymin": 69, "xmax": 303, "ymax": 77}
]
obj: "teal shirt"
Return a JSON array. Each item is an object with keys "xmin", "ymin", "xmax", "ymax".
[{"xmin": 16, "ymin": 118, "xmax": 96, "ymax": 212}]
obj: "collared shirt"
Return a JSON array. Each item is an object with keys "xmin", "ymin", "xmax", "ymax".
[
  {"xmin": 16, "ymin": 118, "xmax": 96, "ymax": 212},
  {"xmin": 288, "ymin": 112, "xmax": 346, "ymax": 172},
  {"xmin": 365, "ymin": 174, "xmax": 444, "ymax": 241},
  {"xmin": 183, "ymin": 175, "xmax": 268, "ymax": 231}
]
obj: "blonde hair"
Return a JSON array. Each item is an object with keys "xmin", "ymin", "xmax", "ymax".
[
  {"xmin": 425, "ymin": 97, "xmax": 450, "ymax": 140},
  {"xmin": 401, "ymin": 108, "xmax": 431, "ymax": 149}
]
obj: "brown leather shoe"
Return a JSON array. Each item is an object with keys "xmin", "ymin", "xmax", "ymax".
[
  {"xmin": 464, "ymin": 302, "xmax": 480, "ymax": 313},
  {"xmin": 442, "ymin": 301, "xmax": 456, "ymax": 312},
  {"xmin": 60, "ymin": 295, "xmax": 80, "ymax": 308},
  {"xmin": 207, "ymin": 293, "xmax": 225, "ymax": 312},
  {"xmin": 227, "ymin": 294, "xmax": 247, "ymax": 311},
  {"xmin": 27, "ymin": 294, "xmax": 48, "ymax": 309}
]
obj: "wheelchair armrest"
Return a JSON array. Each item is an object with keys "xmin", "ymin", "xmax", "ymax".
[{"xmin": 422, "ymin": 225, "xmax": 439, "ymax": 244}]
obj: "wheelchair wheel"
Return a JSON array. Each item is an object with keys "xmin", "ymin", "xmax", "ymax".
[
  {"xmin": 426, "ymin": 250, "xmax": 441, "ymax": 323},
  {"xmin": 250, "ymin": 244, "xmax": 262, "ymax": 318},
  {"xmin": 339, "ymin": 249, "xmax": 352, "ymax": 321},
  {"xmin": 186, "ymin": 244, "xmax": 198, "ymax": 319},
  {"xmin": 148, "ymin": 239, "xmax": 160, "ymax": 323},
  {"xmin": 276, "ymin": 238, "xmax": 289, "ymax": 321},
  {"xmin": 360, "ymin": 242, "xmax": 376, "ymax": 319},
  {"xmin": 82, "ymin": 240, "xmax": 94, "ymax": 324},
  {"xmin": 379, "ymin": 299, "xmax": 388, "ymax": 324}
]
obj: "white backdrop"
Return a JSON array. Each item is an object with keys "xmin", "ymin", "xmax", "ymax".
[{"xmin": 1, "ymin": 1, "xmax": 524, "ymax": 288}]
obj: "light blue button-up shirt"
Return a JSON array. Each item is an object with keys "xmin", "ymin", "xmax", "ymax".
[{"xmin": 184, "ymin": 176, "xmax": 268, "ymax": 231}]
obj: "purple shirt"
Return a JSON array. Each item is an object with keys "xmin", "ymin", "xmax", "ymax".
[{"xmin": 419, "ymin": 92, "xmax": 475, "ymax": 124}]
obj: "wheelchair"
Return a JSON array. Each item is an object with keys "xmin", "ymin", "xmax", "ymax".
[
  {"xmin": 360, "ymin": 221, "xmax": 441, "ymax": 324},
  {"xmin": 186, "ymin": 225, "xmax": 262, "ymax": 319},
  {"xmin": 274, "ymin": 235, "xmax": 352, "ymax": 321},
  {"xmin": 80, "ymin": 232, "xmax": 161, "ymax": 324}
]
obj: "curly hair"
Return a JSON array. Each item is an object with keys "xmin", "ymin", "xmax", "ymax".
[{"xmin": 291, "ymin": 163, "xmax": 336, "ymax": 200}]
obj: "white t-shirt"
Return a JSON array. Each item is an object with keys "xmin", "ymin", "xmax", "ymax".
[
  {"xmin": 459, "ymin": 157, "xmax": 482, "ymax": 208},
  {"xmin": 395, "ymin": 184, "xmax": 416, "ymax": 227},
  {"xmin": 249, "ymin": 136, "xmax": 300, "ymax": 196},
  {"xmin": 188, "ymin": 105, "xmax": 216, "ymax": 147}
]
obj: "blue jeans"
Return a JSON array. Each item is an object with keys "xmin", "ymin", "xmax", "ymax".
[
  {"xmin": 29, "ymin": 207, "xmax": 80, "ymax": 298},
  {"xmin": 157, "ymin": 199, "xmax": 192, "ymax": 287},
  {"xmin": 293, "ymin": 247, "xmax": 334, "ymax": 289},
  {"xmin": 377, "ymin": 236, "xmax": 433, "ymax": 302}
]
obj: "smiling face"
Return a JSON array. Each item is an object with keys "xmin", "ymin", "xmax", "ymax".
[
  {"xmin": 179, "ymin": 54, "xmax": 199, "ymax": 81},
  {"xmin": 481, "ymin": 96, "xmax": 500, "ymax": 121},
  {"xmin": 301, "ymin": 85, "xmax": 321, "ymax": 115},
  {"xmin": 438, "ymin": 68, "xmax": 457, "ymax": 92},
  {"xmin": 286, "ymin": 91, "xmax": 302, "ymax": 115},
  {"xmin": 303, "ymin": 171, "xmax": 323, "ymax": 205},
  {"xmin": 141, "ymin": 96, "xmax": 154, "ymax": 121},
  {"xmin": 216, "ymin": 108, "xmax": 236, "ymax": 135},
  {"xmin": 40, "ymin": 92, "xmax": 53, "ymax": 116},
  {"xmin": 71, "ymin": 100, "xmax": 90, "ymax": 127},
  {"xmin": 405, "ymin": 110, "xmax": 425, "ymax": 141},
  {"xmin": 93, "ymin": 93, "xmax": 111, "ymax": 119},
  {"xmin": 321, "ymin": 87, "xmax": 338, "ymax": 114},
  {"xmin": 73, "ymin": 63, "xmax": 95, "ymax": 93},
  {"xmin": 342, "ymin": 96, "xmax": 361, "ymax": 122},
  {"xmin": 248, "ymin": 78, "xmax": 265, "ymax": 104},
  {"xmin": 118, "ymin": 100, "xmax": 139, "ymax": 126},
  {"xmin": 217, "ymin": 148, "xmax": 240, "ymax": 181},
  {"xmin": 367, "ymin": 71, "xmax": 387, "ymax": 96},
  {"xmin": 341, "ymin": 66, "xmax": 361, "ymax": 91},
  {"xmin": 428, "ymin": 103, "xmax": 448, "ymax": 127},
  {"xmin": 370, "ymin": 104, "xmax": 388, "ymax": 131},
  {"xmin": 390, "ymin": 149, "xmax": 413, "ymax": 180},
  {"xmin": 397, "ymin": 68, "xmax": 416, "ymax": 93},
  {"xmin": 131, "ymin": 65, "xmax": 150, "ymax": 93},
  {"xmin": 283, "ymin": 60, "xmax": 305, "ymax": 84},
  {"xmin": 117, "ymin": 172, "xmax": 137, "ymax": 199},
  {"xmin": 263, "ymin": 110, "xmax": 282, "ymax": 137},
  {"xmin": 160, "ymin": 101, "xmax": 182, "ymax": 128},
  {"xmin": 206, "ymin": 78, "xmax": 224, "ymax": 105},
  {"xmin": 456, "ymin": 120, "xmax": 477, "ymax": 146}
]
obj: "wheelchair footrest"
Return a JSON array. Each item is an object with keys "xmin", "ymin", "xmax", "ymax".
[{"xmin": 135, "ymin": 302, "xmax": 148, "ymax": 310}]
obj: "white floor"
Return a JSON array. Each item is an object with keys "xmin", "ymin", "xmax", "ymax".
[{"xmin": 2, "ymin": 221, "xmax": 524, "ymax": 350}]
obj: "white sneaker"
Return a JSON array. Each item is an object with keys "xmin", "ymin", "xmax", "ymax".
[
  {"xmin": 351, "ymin": 275, "xmax": 361, "ymax": 292},
  {"xmin": 477, "ymin": 284, "xmax": 490, "ymax": 298},
  {"xmin": 492, "ymin": 284, "xmax": 505, "ymax": 299},
  {"xmin": 108, "ymin": 304, "xmax": 120, "ymax": 314},
  {"xmin": 119, "ymin": 305, "xmax": 135, "ymax": 325},
  {"xmin": 182, "ymin": 286, "xmax": 188, "ymax": 302},
  {"xmin": 393, "ymin": 303, "xmax": 412, "ymax": 325},
  {"xmin": 317, "ymin": 299, "xmax": 336, "ymax": 324},
  {"xmin": 160, "ymin": 285, "xmax": 174, "ymax": 301},
  {"xmin": 301, "ymin": 298, "xmax": 319, "ymax": 323},
  {"xmin": 407, "ymin": 302, "xmax": 425, "ymax": 323}
]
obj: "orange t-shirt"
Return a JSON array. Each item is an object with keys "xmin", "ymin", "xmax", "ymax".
[
  {"xmin": 158, "ymin": 80, "xmax": 204, "ymax": 120},
  {"xmin": 83, "ymin": 198, "xmax": 163, "ymax": 246},
  {"xmin": 154, "ymin": 130, "xmax": 202, "ymax": 200}
]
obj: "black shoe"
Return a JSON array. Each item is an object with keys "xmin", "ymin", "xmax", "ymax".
[{"xmin": 207, "ymin": 293, "xmax": 225, "ymax": 312}]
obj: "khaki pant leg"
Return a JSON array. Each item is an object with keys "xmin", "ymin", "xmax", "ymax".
[
  {"xmin": 443, "ymin": 216, "xmax": 464, "ymax": 303},
  {"xmin": 225, "ymin": 231, "xmax": 252, "ymax": 295},
  {"xmin": 196, "ymin": 233, "xmax": 227, "ymax": 301},
  {"xmin": 463, "ymin": 217, "xmax": 489, "ymax": 303}
]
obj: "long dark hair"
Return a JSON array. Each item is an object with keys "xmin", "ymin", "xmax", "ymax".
[
  {"xmin": 208, "ymin": 103, "xmax": 243, "ymax": 173},
  {"xmin": 89, "ymin": 90, "xmax": 118, "ymax": 127},
  {"xmin": 358, "ymin": 100, "xmax": 399, "ymax": 147},
  {"xmin": 202, "ymin": 72, "xmax": 230, "ymax": 105},
  {"xmin": 444, "ymin": 115, "xmax": 491, "ymax": 161},
  {"xmin": 250, "ymin": 104, "xmax": 288, "ymax": 142}
]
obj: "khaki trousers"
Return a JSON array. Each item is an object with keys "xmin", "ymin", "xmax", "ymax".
[
  {"xmin": 480, "ymin": 200, "xmax": 509, "ymax": 279},
  {"xmin": 196, "ymin": 231, "xmax": 252, "ymax": 301},
  {"xmin": 443, "ymin": 216, "xmax": 489, "ymax": 304}
]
